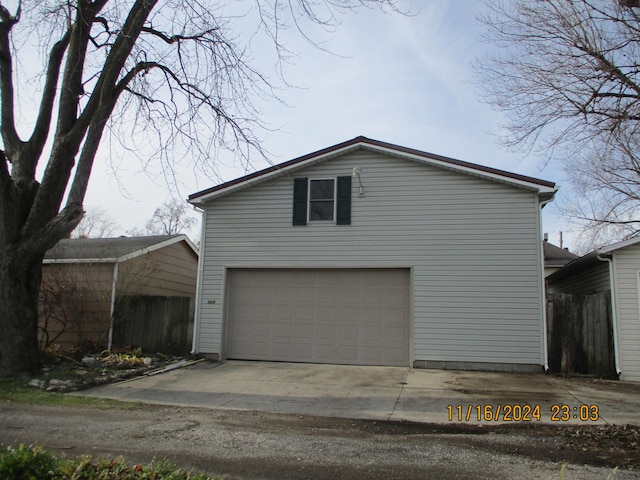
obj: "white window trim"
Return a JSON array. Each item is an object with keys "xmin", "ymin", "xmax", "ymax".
[{"xmin": 307, "ymin": 177, "xmax": 337, "ymax": 223}]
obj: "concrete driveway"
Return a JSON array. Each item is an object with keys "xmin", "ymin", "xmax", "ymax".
[{"xmin": 82, "ymin": 360, "xmax": 640, "ymax": 426}]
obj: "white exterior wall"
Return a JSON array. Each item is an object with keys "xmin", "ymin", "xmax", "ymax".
[
  {"xmin": 612, "ymin": 246, "xmax": 640, "ymax": 382},
  {"xmin": 195, "ymin": 150, "xmax": 545, "ymax": 367}
]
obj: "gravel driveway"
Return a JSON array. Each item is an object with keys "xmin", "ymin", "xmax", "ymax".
[{"xmin": 1, "ymin": 402, "xmax": 638, "ymax": 480}]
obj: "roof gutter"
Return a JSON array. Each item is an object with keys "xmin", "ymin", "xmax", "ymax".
[
  {"xmin": 539, "ymin": 193, "xmax": 557, "ymax": 371},
  {"xmin": 107, "ymin": 263, "xmax": 119, "ymax": 351},
  {"xmin": 596, "ymin": 254, "xmax": 621, "ymax": 375},
  {"xmin": 191, "ymin": 209, "xmax": 207, "ymax": 355}
]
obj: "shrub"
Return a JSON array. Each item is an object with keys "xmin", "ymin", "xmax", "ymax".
[
  {"xmin": 0, "ymin": 444, "xmax": 58, "ymax": 480},
  {"xmin": 0, "ymin": 445, "xmax": 213, "ymax": 480}
]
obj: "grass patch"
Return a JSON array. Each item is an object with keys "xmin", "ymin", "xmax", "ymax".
[
  {"xmin": 0, "ymin": 444, "xmax": 217, "ymax": 479},
  {"xmin": 0, "ymin": 377, "xmax": 141, "ymax": 409}
]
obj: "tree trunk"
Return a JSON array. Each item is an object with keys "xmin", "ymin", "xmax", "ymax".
[{"xmin": 0, "ymin": 248, "xmax": 43, "ymax": 376}]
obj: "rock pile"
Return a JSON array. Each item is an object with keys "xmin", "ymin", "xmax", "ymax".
[{"xmin": 28, "ymin": 353, "xmax": 186, "ymax": 393}]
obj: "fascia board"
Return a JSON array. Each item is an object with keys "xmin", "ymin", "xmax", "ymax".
[
  {"xmin": 599, "ymin": 236, "xmax": 640, "ymax": 254},
  {"xmin": 116, "ymin": 235, "xmax": 197, "ymax": 262},
  {"xmin": 43, "ymin": 236, "xmax": 199, "ymax": 265},
  {"xmin": 189, "ymin": 151, "xmax": 349, "ymax": 206},
  {"xmin": 43, "ymin": 258, "xmax": 117, "ymax": 264},
  {"xmin": 190, "ymin": 140, "xmax": 556, "ymax": 206}
]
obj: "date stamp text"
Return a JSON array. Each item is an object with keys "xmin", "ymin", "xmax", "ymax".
[{"xmin": 446, "ymin": 404, "xmax": 600, "ymax": 422}]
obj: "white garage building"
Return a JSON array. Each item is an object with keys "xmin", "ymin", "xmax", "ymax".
[{"xmin": 189, "ymin": 137, "xmax": 556, "ymax": 371}]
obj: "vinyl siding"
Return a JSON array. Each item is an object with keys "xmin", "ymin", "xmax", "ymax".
[
  {"xmin": 117, "ymin": 242, "xmax": 198, "ymax": 297},
  {"xmin": 39, "ymin": 242, "xmax": 198, "ymax": 350},
  {"xmin": 196, "ymin": 150, "xmax": 545, "ymax": 366},
  {"xmin": 612, "ymin": 246, "xmax": 640, "ymax": 382},
  {"xmin": 547, "ymin": 263, "xmax": 610, "ymax": 294},
  {"xmin": 39, "ymin": 263, "xmax": 114, "ymax": 349}
]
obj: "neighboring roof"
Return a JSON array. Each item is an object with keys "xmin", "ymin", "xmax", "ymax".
[
  {"xmin": 598, "ymin": 235, "xmax": 640, "ymax": 254},
  {"xmin": 546, "ymin": 236, "xmax": 640, "ymax": 283},
  {"xmin": 188, "ymin": 136, "xmax": 557, "ymax": 205},
  {"xmin": 44, "ymin": 234, "xmax": 198, "ymax": 264},
  {"xmin": 543, "ymin": 241, "xmax": 579, "ymax": 268}
]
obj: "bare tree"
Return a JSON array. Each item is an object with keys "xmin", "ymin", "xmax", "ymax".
[
  {"xmin": 476, "ymin": 0, "xmax": 640, "ymax": 245},
  {"xmin": 0, "ymin": 0, "xmax": 401, "ymax": 376},
  {"xmin": 129, "ymin": 199, "xmax": 197, "ymax": 236},
  {"xmin": 72, "ymin": 207, "xmax": 120, "ymax": 238}
]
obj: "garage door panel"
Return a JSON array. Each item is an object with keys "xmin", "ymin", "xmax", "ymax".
[
  {"xmin": 362, "ymin": 347, "xmax": 384, "ymax": 362},
  {"xmin": 337, "ymin": 306, "xmax": 360, "ymax": 323},
  {"xmin": 315, "ymin": 344, "xmax": 337, "ymax": 358},
  {"xmin": 293, "ymin": 287, "xmax": 315, "ymax": 303},
  {"xmin": 316, "ymin": 324, "xmax": 337, "ymax": 341},
  {"xmin": 339, "ymin": 287, "xmax": 361, "ymax": 305},
  {"xmin": 384, "ymin": 347, "xmax": 407, "ymax": 365},
  {"xmin": 271, "ymin": 322, "xmax": 291, "ymax": 339},
  {"xmin": 362, "ymin": 289, "xmax": 385, "ymax": 305},
  {"xmin": 339, "ymin": 325, "xmax": 359, "ymax": 342},
  {"xmin": 294, "ymin": 306, "xmax": 315, "ymax": 321},
  {"xmin": 293, "ymin": 343, "xmax": 314, "ymax": 359},
  {"xmin": 317, "ymin": 271, "xmax": 341, "ymax": 286},
  {"xmin": 317, "ymin": 287, "xmax": 339, "ymax": 303},
  {"xmin": 230, "ymin": 340, "xmax": 270, "ymax": 357},
  {"xmin": 386, "ymin": 325, "xmax": 408, "ymax": 342},
  {"xmin": 317, "ymin": 306, "xmax": 337, "ymax": 321},
  {"xmin": 386, "ymin": 288, "xmax": 409, "ymax": 305},
  {"xmin": 226, "ymin": 269, "xmax": 410, "ymax": 366},
  {"xmin": 362, "ymin": 328, "xmax": 383, "ymax": 342},
  {"xmin": 294, "ymin": 323, "xmax": 314, "ymax": 340},
  {"xmin": 338, "ymin": 345, "xmax": 358, "ymax": 361},
  {"xmin": 272, "ymin": 287, "xmax": 294, "ymax": 303}
]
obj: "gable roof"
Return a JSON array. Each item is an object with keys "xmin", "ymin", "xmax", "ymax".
[
  {"xmin": 44, "ymin": 234, "xmax": 198, "ymax": 264},
  {"xmin": 598, "ymin": 235, "xmax": 640, "ymax": 254},
  {"xmin": 543, "ymin": 241, "xmax": 579, "ymax": 268},
  {"xmin": 189, "ymin": 136, "xmax": 557, "ymax": 206},
  {"xmin": 546, "ymin": 236, "xmax": 640, "ymax": 283}
]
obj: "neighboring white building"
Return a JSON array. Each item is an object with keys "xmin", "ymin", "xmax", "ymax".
[
  {"xmin": 189, "ymin": 137, "xmax": 557, "ymax": 372},
  {"xmin": 547, "ymin": 237, "xmax": 640, "ymax": 382}
]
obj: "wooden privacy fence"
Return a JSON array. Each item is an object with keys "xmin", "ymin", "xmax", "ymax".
[
  {"xmin": 112, "ymin": 295, "xmax": 195, "ymax": 355},
  {"xmin": 546, "ymin": 292, "xmax": 616, "ymax": 379}
]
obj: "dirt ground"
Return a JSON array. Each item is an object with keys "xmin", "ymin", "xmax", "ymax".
[{"xmin": 1, "ymin": 401, "xmax": 639, "ymax": 480}]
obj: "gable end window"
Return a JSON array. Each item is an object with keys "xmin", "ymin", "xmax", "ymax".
[
  {"xmin": 292, "ymin": 176, "xmax": 351, "ymax": 226},
  {"xmin": 309, "ymin": 179, "xmax": 335, "ymax": 221}
]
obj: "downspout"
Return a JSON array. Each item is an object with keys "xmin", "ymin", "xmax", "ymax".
[
  {"xmin": 191, "ymin": 206, "xmax": 207, "ymax": 354},
  {"xmin": 539, "ymin": 195, "xmax": 555, "ymax": 371},
  {"xmin": 596, "ymin": 254, "xmax": 621, "ymax": 375},
  {"xmin": 107, "ymin": 262, "xmax": 119, "ymax": 351}
]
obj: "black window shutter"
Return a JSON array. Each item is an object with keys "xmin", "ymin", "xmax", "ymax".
[
  {"xmin": 292, "ymin": 177, "xmax": 308, "ymax": 225},
  {"xmin": 336, "ymin": 176, "xmax": 352, "ymax": 225}
]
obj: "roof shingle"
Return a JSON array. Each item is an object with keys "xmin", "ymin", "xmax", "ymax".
[{"xmin": 44, "ymin": 235, "xmax": 183, "ymax": 261}]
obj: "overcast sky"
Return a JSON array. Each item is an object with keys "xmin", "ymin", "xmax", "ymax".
[{"xmin": 70, "ymin": 2, "xmax": 574, "ymax": 249}]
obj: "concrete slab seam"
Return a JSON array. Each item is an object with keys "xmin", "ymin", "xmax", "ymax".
[{"xmin": 387, "ymin": 370, "xmax": 409, "ymax": 421}]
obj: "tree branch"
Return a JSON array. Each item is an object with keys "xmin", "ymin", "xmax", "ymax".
[
  {"xmin": 575, "ymin": 42, "xmax": 640, "ymax": 97},
  {"xmin": 24, "ymin": 31, "xmax": 71, "ymax": 166},
  {"xmin": 75, "ymin": 0, "xmax": 159, "ymax": 134},
  {"xmin": 140, "ymin": 25, "xmax": 219, "ymax": 44},
  {"xmin": 0, "ymin": 3, "xmax": 21, "ymax": 160},
  {"xmin": 66, "ymin": 108, "xmax": 112, "ymax": 206},
  {"xmin": 16, "ymin": 203, "xmax": 84, "ymax": 264},
  {"xmin": 26, "ymin": 0, "xmax": 156, "ymax": 240}
]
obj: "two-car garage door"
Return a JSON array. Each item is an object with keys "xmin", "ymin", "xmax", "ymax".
[{"xmin": 225, "ymin": 268, "xmax": 410, "ymax": 366}]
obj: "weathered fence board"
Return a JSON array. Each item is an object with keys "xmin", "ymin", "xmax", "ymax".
[
  {"xmin": 546, "ymin": 292, "xmax": 616, "ymax": 379},
  {"xmin": 112, "ymin": 295, "xmax": 194, "ymax": 355}
]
